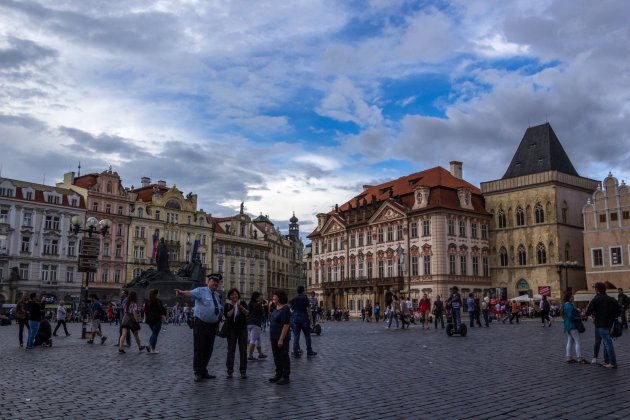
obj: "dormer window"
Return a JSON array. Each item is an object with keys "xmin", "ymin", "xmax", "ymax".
[
  {"xmin": 46, "ymin": 193, "xmax": 61, "ymax": 204},
  {"xmin": 417, "ymin": 192, "xmax": 422, "ymax": 205},
  {"xmin": 0, "ymin": 187, "xmax": 15, "ymax": 197}
]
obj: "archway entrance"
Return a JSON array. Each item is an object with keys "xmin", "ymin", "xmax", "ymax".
[{"xmin": 516, "ymin": 278, "xmax": 529, "ymax": 296}]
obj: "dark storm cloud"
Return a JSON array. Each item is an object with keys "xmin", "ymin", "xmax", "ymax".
[
  {"xmin": 58, "ymin": 126, "xmax": 149, "ymax": 159},
  {"xmin": 0, "ymin": 113, "xmax": 50, "ymax": 132},
  {"xmin": 0, "ymin": 37, "xmax": 58, "ymax": 69}
]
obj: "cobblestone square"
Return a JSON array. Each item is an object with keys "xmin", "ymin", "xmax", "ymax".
[{"xmin": 1, "ymin": 318, "xmax": 629, "ymax": 419}]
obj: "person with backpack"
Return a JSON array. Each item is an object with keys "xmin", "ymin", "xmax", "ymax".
[
  {"xmin": 87, "ymin": 294, "xmax": 107, "ymax": 345},
  {"xmin": 617, "ymin": 288, "xmax": 629, "ymax": 329},
  {"xmin": 586, "ymin": 282, "xmax": 621, "ymax": 368}
]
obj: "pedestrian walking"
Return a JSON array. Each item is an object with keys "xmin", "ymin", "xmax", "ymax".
[
  {"xmin": 87, "ymin": 294, "xmax": 107, "ymax": 345},
  {"xmin": 175, "ymin": 273, "xmax": 223, "ymax": 382},
  {"xmin": 481, "ymin": 294, "xmax": 490, "ymax": 327},
  {"xmin": 224, "ymin": 288, "xmax": 249, "ymax": 379},
  {"xmin": 563, "ymin": 292, "xmax": 587, "ymax": 364},
  {"xmin": 617, "ymin": 288, "xmax": 629, "ymax": 329},
  {"xmin": 16, "ymin": 292, "xmax": 29, "ymax": 347},
  {"xmin": 144, "ymin": 289, "xmax": 167, "ymax": 354},
  {"xmin": 117, "ymin": 290, "xmax": 131, "ymax": 347},
  {"xmin": 505, "ymin": 300, "xmax": 520, "ymax": 324},
  {"xmin": 247, "ymin": 291, "xmax": 268, "ymax": 361},
  {"xmin": 374, "ymin": 303, "xmax": 380, "ymax": 322},
  {"xmin": 419, "ymin": 294, "xmax": 431, "ymax": 329},
  {"xmin": 540, "ymin": 295, "xmax": 551, "ymax": 327},
  {"xmin": 473, "ymin": 298, "xmax": 482, "ymax": 327},
  {"xmin": 400, "ymin": 298, "xmax": 411, "ymax": 329},
  {"xmin": 586, "ymin": 282, "xmax": 621, "ymax": 368},
  {"xmin": 365, "ymin": 301, "xmax": 373, "ymax": 322},
  {"xmin": 25, "ymin": 292, "xmax": 45, "ymax": 349},
  {"xmin": 118, "ymin": 291, "xmax": 145, "ymax": 353},
  {"xmin": 269, "ymin": 290, "xmax": 291, "ymax": 385},
  {"xmin": 290, "ymin": 285, "xmax": 317, "ymax": 357},
  {"xmin": 53, "ymin": 301, "xmax": 70, "ymax": 336},
  {"xmin": 433, "ymin": 295, "xmax": 445, "ymax": 329}
]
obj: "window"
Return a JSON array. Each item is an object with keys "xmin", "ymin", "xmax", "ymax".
[
  {"xmin": 471, "ymin": 223, "xmax": 478, "ymax": 239},
  {"xmin": 42, "ymin": 265, "xmax": 58, "ymax": 284},
  {"xmin": 0, "ymin": 208, "xmax": 8, "ymax": 224},
  {"xmin": 350, "ymin": 234, "xmax": 356, "ymax": 248},
  {"xmin": 411, "ymin": 256, "xmax": 418, "ymax": 276},
  {"xmin": 460, "ymin": 256, "xmax": 467, "ymax": 275},
  {"xmin": 71, "ymin": 198, "xmax": 78, "ymax": 207},
  {"xmin": 21, "ymin": 236, "xmax": 30, "ymax": 253},
  {"xmin": 623, "ymin": 211, "xmax": 629, "ymax": 220},
  {"xmin": 25, "ymin": 191, "xmax": 33, "ymax": 200},
  {"xmin": 536, "ymin": 243, "xmax": 547, "ymax": 264},
  {"xmin": 562, "ymin": 207, "xmax": 568, "ymax": 223},
  {"xmin": 47, "ymin": 195, "xmax": 60, "ymax": 204},
  {"xmin": 134, "ymin": 226, "xmax": 145, "ymax": 238},
  {"xmin": 366, "ymin": 232, "xmax": 372, "ymax": 245},
  {"xmin": 516, "ymin": 207, "xmax": 525, "ymax": 226},
  {"xmin": 482, "ymin": 257, "xmax": 489, "ymax": 277},
  {"xmin": 117, "ymin": 224, "xmax": 123, "ymax": 236},
  {"xmin": 498, "ymin": 210, "xmax": 506, "ymax": 229},
  {"xmin": 105, "ymin": 204, "xmax": 112, "ymax": 214},
  {"xmin": 218, "ymin": 260, "xmax": 224, "ymax": 274},
  {"xmin": 599, "ymin": 214, "xmax": 607, "ymax": 223},
  {"xmin": 367, "ymin": 261, "xmax": 373, "ymax": 278},
  {"xmin": 610, "ymin": 246, "xmax": 623, "ymax": 266},
  {"xmin": 499, "ymin": 247, "xmax": 508, "ymax": 267},
  {"xmin": 68, "ymin": 241, "xmax": 76, "ymax": 256},
  {"xmin": 19, "ymin": 263, "xmax": 29, "ymax": 280},
  {"xmin": 358, "ymin": 262, "xmax": 364, "ymax": 278},
  {"xmin": 481, "ymin": 224, "xmax": 488, "ymax": 240},
  {"xmin": 396, "ymin": 224, "xmax": 403, "ymax": 240},
  {"xmin": 424, "ymin": 255, "xmax": 431, "ymax": 275},
  {"xmin": 422, "ymin": 220, "xmax": 430, "ymax": 237},
  {"xmin": 472, "ymin": 256, "xmax": 479, "ymax": 276},
  {"xmin": 377, "ymin": 228, "xmax": 384, "ymax": 243},
  {"xmin": 23, "ymin": 212, "xmax": 33, "ymax": 227},
  {"xmin": 118, "ymin": 206, "xmax": 123, "ymax": 215},
  {"xmin": 101, "ymin": 268, "xmax": 109, "ymax": 283},
  {"xmin": 378, "ymin": 261, "xmax": 384, "ymax": 278},
  {"xmin": 410, "ymin": 222, "xmax": 418, "ymax": 238},
  {"xmin": 448, "ymin": 219, "xmax": 455, "ymax": 236},
  {"xmin": 43, "ymin": 239, "xmax": 59, "ymax": 255},
  {"xmin": 610, "ymin": 212, "xmax": 618, "ymax": 222},
  {"xmin": 340, "ymin": 265, "xmax": 345, "ymax": 280},
  {"xmin": 115, "ymin": 244, "xmax": 122, "ymax": 257},
  {"xmin": 102, "ymin": 242, "xmax": 109, "ymax": 257},
  {"xmin": 66, "ymin": 266, "xmax": 74, "ymax": 283},
  {"xmin": 134, "ymin": 246, "xmax": 145, "ymax": 259},
  {"xmin": 340, "ymin": 238, "xmax": 344, "ymax": 250},
  {"xmin": 45, "ymin": 216, "xmax": 60, "ymax": 230},
  {"xmin": 137, "ymin": 208, "xmax": 144, "ymax": 218},
  {"xmin": 114, "ymin": 270, "xmax": 121, "ymax": 284},
  {"xmin": 0, "ymin": 234, "xmax": 7, "ymax": 253},
  {"xmin": 240, "ymin": 262, "xmax": 246, "ymax": 275},
  {"xmin": 449, "ymin": 254, "xmax": 456, "ymax": 275},
  {"xmin": 518, "ymin": 246, "xmax": 526, "ymax": 266},
  {"xmin": 535, "ymin": 203, "xmax": 545, "ymax": 223},
  {"xmin": 386, "ymin": 226, "xmax": 393, "ymax": 242},
  {"xmin": 459, "ymin": 220, "xmax": 466, "ymax": 237},
  {"xmin": 350, "ymin": 263, "xmax": 356, "ymax": 279},
  {"xmin": 92, "ymin": 202, "xmax": 99, "ymax": 212},
  {"xmin": 387, "ymin": 259, "xmax": 393, "ymax": 277},
  {"xmin": 155, "ymin": 210, "xmax": 161, "ymax": 221},
  {"xmin": 230, "ymin": 261, "xmax": 235, "ymax": 274},
  {"xmin": 0, "ymin": 187, "xmax": 15, "ymax": 197},
  {"xmin": 358, "ymin": 232, "xmax": 364, "ymax": 247}
]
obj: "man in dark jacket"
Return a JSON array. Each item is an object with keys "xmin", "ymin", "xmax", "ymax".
[
  {"xmin": 586, "ymin": 282, "xmax": 621, "ymax": 368},
  {"xmin": 617, "ymin": 288, "xmax": 629, "ymax": 329}
]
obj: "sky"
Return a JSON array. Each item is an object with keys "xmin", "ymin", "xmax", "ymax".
[{"xmin": 1, "ymin": 0, "xmax": 629, "ymax": 239}]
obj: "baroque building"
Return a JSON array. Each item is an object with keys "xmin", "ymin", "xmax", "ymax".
[
  {"xmin": 127, "ymin": 178, "xmax": 211, "ymax": 282},
  {"xmin": 582, "ymin": 173, "xmax": 630, "ymax": 290},
  {"xmin": 0, "ymin": 177, "xmax": 86, "ymax": 304},
  {"xmin": 58, "ymin": 169, "xmax": 133, "ymax": 302},
  {"xmin": 308, "ymin": 163, "xmax": 491, "ymax": 314},
  {"xmin": 481, "ymin": 123, "xmax": 599, "ymax": 299}
]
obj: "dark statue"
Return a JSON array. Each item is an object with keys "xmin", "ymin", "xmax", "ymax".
[{"xmin": 156, "ymin": 238, "xmax": 169, "ymax": 273}]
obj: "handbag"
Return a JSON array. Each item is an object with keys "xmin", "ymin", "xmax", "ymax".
[
  {"xmin": 610, "ymin": 319, "xmax": 623, "ymax": 338},
  {"xmin": 217, "ymin": 321, "xmax": 231, "ymax": 338},
  {"xmin": 574, "ymin": 319, "xmax": 585, "ymax": 333}
]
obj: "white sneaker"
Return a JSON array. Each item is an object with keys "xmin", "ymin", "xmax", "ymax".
[{"xmin": 591, "ymin": 358, "xmax": 597, "ymax": 364}]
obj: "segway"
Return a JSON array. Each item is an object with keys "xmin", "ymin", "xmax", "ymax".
[{"xmin": 445, "ymin": 310, "xmax": 467, "ymax": 337}]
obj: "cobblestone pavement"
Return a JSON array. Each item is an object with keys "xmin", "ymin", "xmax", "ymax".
[{"xmin": 1, "ymin": 317, "xmax": 630, "ymax": 419}]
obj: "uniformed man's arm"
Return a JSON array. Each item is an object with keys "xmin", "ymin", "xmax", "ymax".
[{"xmin": 175, "ymin": 289, "xmax": 192, "ymax": 298}]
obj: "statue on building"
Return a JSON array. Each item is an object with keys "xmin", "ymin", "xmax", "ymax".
[{"xmin": 156, "ymin": 238, "xmax": 170, "ymax": 273}]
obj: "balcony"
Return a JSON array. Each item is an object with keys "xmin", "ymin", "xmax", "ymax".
[{"xmin": 322, "ymin": 276, "xmax": 404, "ymax": 289}]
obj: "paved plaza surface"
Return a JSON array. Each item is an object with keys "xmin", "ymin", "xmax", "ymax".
[{"xmin": 1, "ymin": 317, "xmax": 630, "ymax": 419}]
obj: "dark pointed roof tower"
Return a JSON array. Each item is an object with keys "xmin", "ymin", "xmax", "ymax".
[
  {"xmin": 288, "ymin": 212, "xmax": 299, "ymax": 241},
  {"xmin": 502, "ymin": 123, "xmax": 579, "ymax": 179}
]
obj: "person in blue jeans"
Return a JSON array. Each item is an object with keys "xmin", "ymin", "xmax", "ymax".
[
  {"xmin": 25, "ymin": 292, "xmax": 45, "ymax": 349},
  {"xmin": 586, "ymin": 282, "xmax": 620, "ymax": 368},
  {"xmin": 144, "ymin": 289, "xmax": 167, "ymax": 353},
  {"xmin": 447, "ymin": 287, "xmax": 462, "ymax": 330},
  {"xmin": 290, "ymin": 286, "xmax": 317, "ymax": 357}
]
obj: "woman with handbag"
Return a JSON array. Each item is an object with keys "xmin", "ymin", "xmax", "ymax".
[
  {"xmin": 118, "ymin": 291, "xmax": 146, "ymax": 354},
  {"xmin": 223, "ymin": 288, "xmax": 249, "ymax": 379},
  {"xmin": 562, "ymin": 292, "xmax": 587, "ymax": 364}
]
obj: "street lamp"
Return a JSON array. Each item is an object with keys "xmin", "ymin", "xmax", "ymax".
[
  {"xmin": 556, "ymin": 260, "xmax": 578, "ymax": 296},
  {"xmin": 71, "ymin": 216, "xmax": 111, "ymax": 338}
]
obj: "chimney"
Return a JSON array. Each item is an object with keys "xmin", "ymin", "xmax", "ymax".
[
  {"xmin": 157, "ymin": 180, "xmax": 166, "ymax": 187},
  {"xmin": 449, "ymin": 161, "xmax": 463, "ymax": 179},
  {"xmin": 141, "ymin": 177, "xmax": 151, "ymax": 187}
]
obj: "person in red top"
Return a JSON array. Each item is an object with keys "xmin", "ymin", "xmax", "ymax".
[{"xmin": 418, "ymin": 294, "xmax": 432, "ymax": 329}]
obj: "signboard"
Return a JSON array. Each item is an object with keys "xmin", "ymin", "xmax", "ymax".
[
  {"xmin": 40, "ymin": 293, "xmax": 58, "ymax": 304},
  {"xmin": 538, "ymin": 286, "xmax": 551, "ymax": 297},
  {"xmin": 80, "ymin": 237, "xmax": 101, "ymax": 257},
  {"xmin": 78, "ymin": 256, "xmax": 99, "ymax": 273}
]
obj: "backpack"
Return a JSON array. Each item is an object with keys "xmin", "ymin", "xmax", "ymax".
[{"xmin": 610, "ymin": 319, "xmax": 623, "ymax": 339}]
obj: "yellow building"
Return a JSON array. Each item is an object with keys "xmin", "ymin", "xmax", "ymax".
[
  {"xmin": 481, "ymin": 123, "xmax": 599, "ymax": 299},
  {"xmin": 583, "ymin": 173, "xmax": 630, "ymax": 290},
  {"xmin": 126, "ymin": 178, "xmax": 212, "ymax": 281}
]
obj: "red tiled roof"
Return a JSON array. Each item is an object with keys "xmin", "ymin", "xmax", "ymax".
[
  {"xmin": 132, "ymin": 185, "xmax": 169, "ymax": 202},
  {"xmin": 74, "ymin": 174, "xmax": 98, "ymax": 189}
]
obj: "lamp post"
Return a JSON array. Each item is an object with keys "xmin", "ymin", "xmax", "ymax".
[
  {"xmin": 71, "ymin": 215, "xmax": 111, "ymax": 339},
  {"xmin": 555, "ymin": 260, "xmax": 578, "ymax": 296}
]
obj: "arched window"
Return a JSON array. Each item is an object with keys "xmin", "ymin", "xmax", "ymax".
[
  {"xmin": 499, "ymin": 247, "xmax": 508, "ymax": 267},
  {"xmin": 106, "ymin": 182, "xmax": 113, "ymax": 193},
  {"xmin": 498, "ymin": 210, "xmax": 507, "ymax": 229},
  {"xmin": 518, "ymin": 245, "xmax": 527, "ymax": 266},
  {"xmin": 516, "ymin": 207, "xmax": 525, "ymax": 226},
  {"xmin": 137, "ymin": 208, "xmax": 144, "ymax": 218},
  {"xmin": 516, "ymin": 278, "xmax": 529, "ymax": 290},
  {"xmin": 535, "ymin": 203, "xmax": 545, "ymax": 223},
  {"xmin": 561, "ymin": 201, "xmax": 568, "ymax": 224},
  {"xmin": 565, "ymin": 243, "xmax": 571, "ymax": 261},
  {"xmin": 537, "ymin": 243, "xmax": 547, "ymax": 264}
]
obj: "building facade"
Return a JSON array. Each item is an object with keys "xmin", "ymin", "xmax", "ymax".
[
  {"xmin": 127, "ymin": 178, "xmax": 211, "ymax": 282},
  {"xmin": 0, "ymin": 177, "xmax": 86, "ymax": 304},
  {"xmin": 308, "ymin": 164, "xmax": 491, "ymax": 315},
  {"xmin": 583, "ymin": 173, "xmax": 630, "ymax": 290},
  {"xmin": 481, "ymin": 123, "xmax": 599, "ymax": 299},
  {"xmin": 58, "ymin": 169, "xmax": 133, "ymax": 301}
]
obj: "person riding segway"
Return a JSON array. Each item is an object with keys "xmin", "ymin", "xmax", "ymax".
[{"xmin": 446, "ymin": 286, "xmax": 467, "ymax": 337}]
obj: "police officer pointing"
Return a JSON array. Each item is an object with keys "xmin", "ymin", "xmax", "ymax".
[{"xmin": 175, "ymin": 273, "xmax": 223, "ymax": 382}]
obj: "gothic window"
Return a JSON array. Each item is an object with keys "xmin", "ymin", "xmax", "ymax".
[
  {"xmin": 499, "ymin": 247, "xmax": 508, "ymax": 267},
  {"xmin": 537, "ymin": 243, "xmax": 547, "ymax": 264},
  {"xmin": 516, "ymin": 207, "xmax": 525, "ymax": 226},
  {"xmin": 498, "ymin": 210, "xmax": 507, "ymax": 229},
  {"xmin": 518, "ymin": 245, "xmax": 526, "ymax": 266},
  {"xmin": 535, "ymin": 203, "xmax": 544, "ymax": 224}
]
